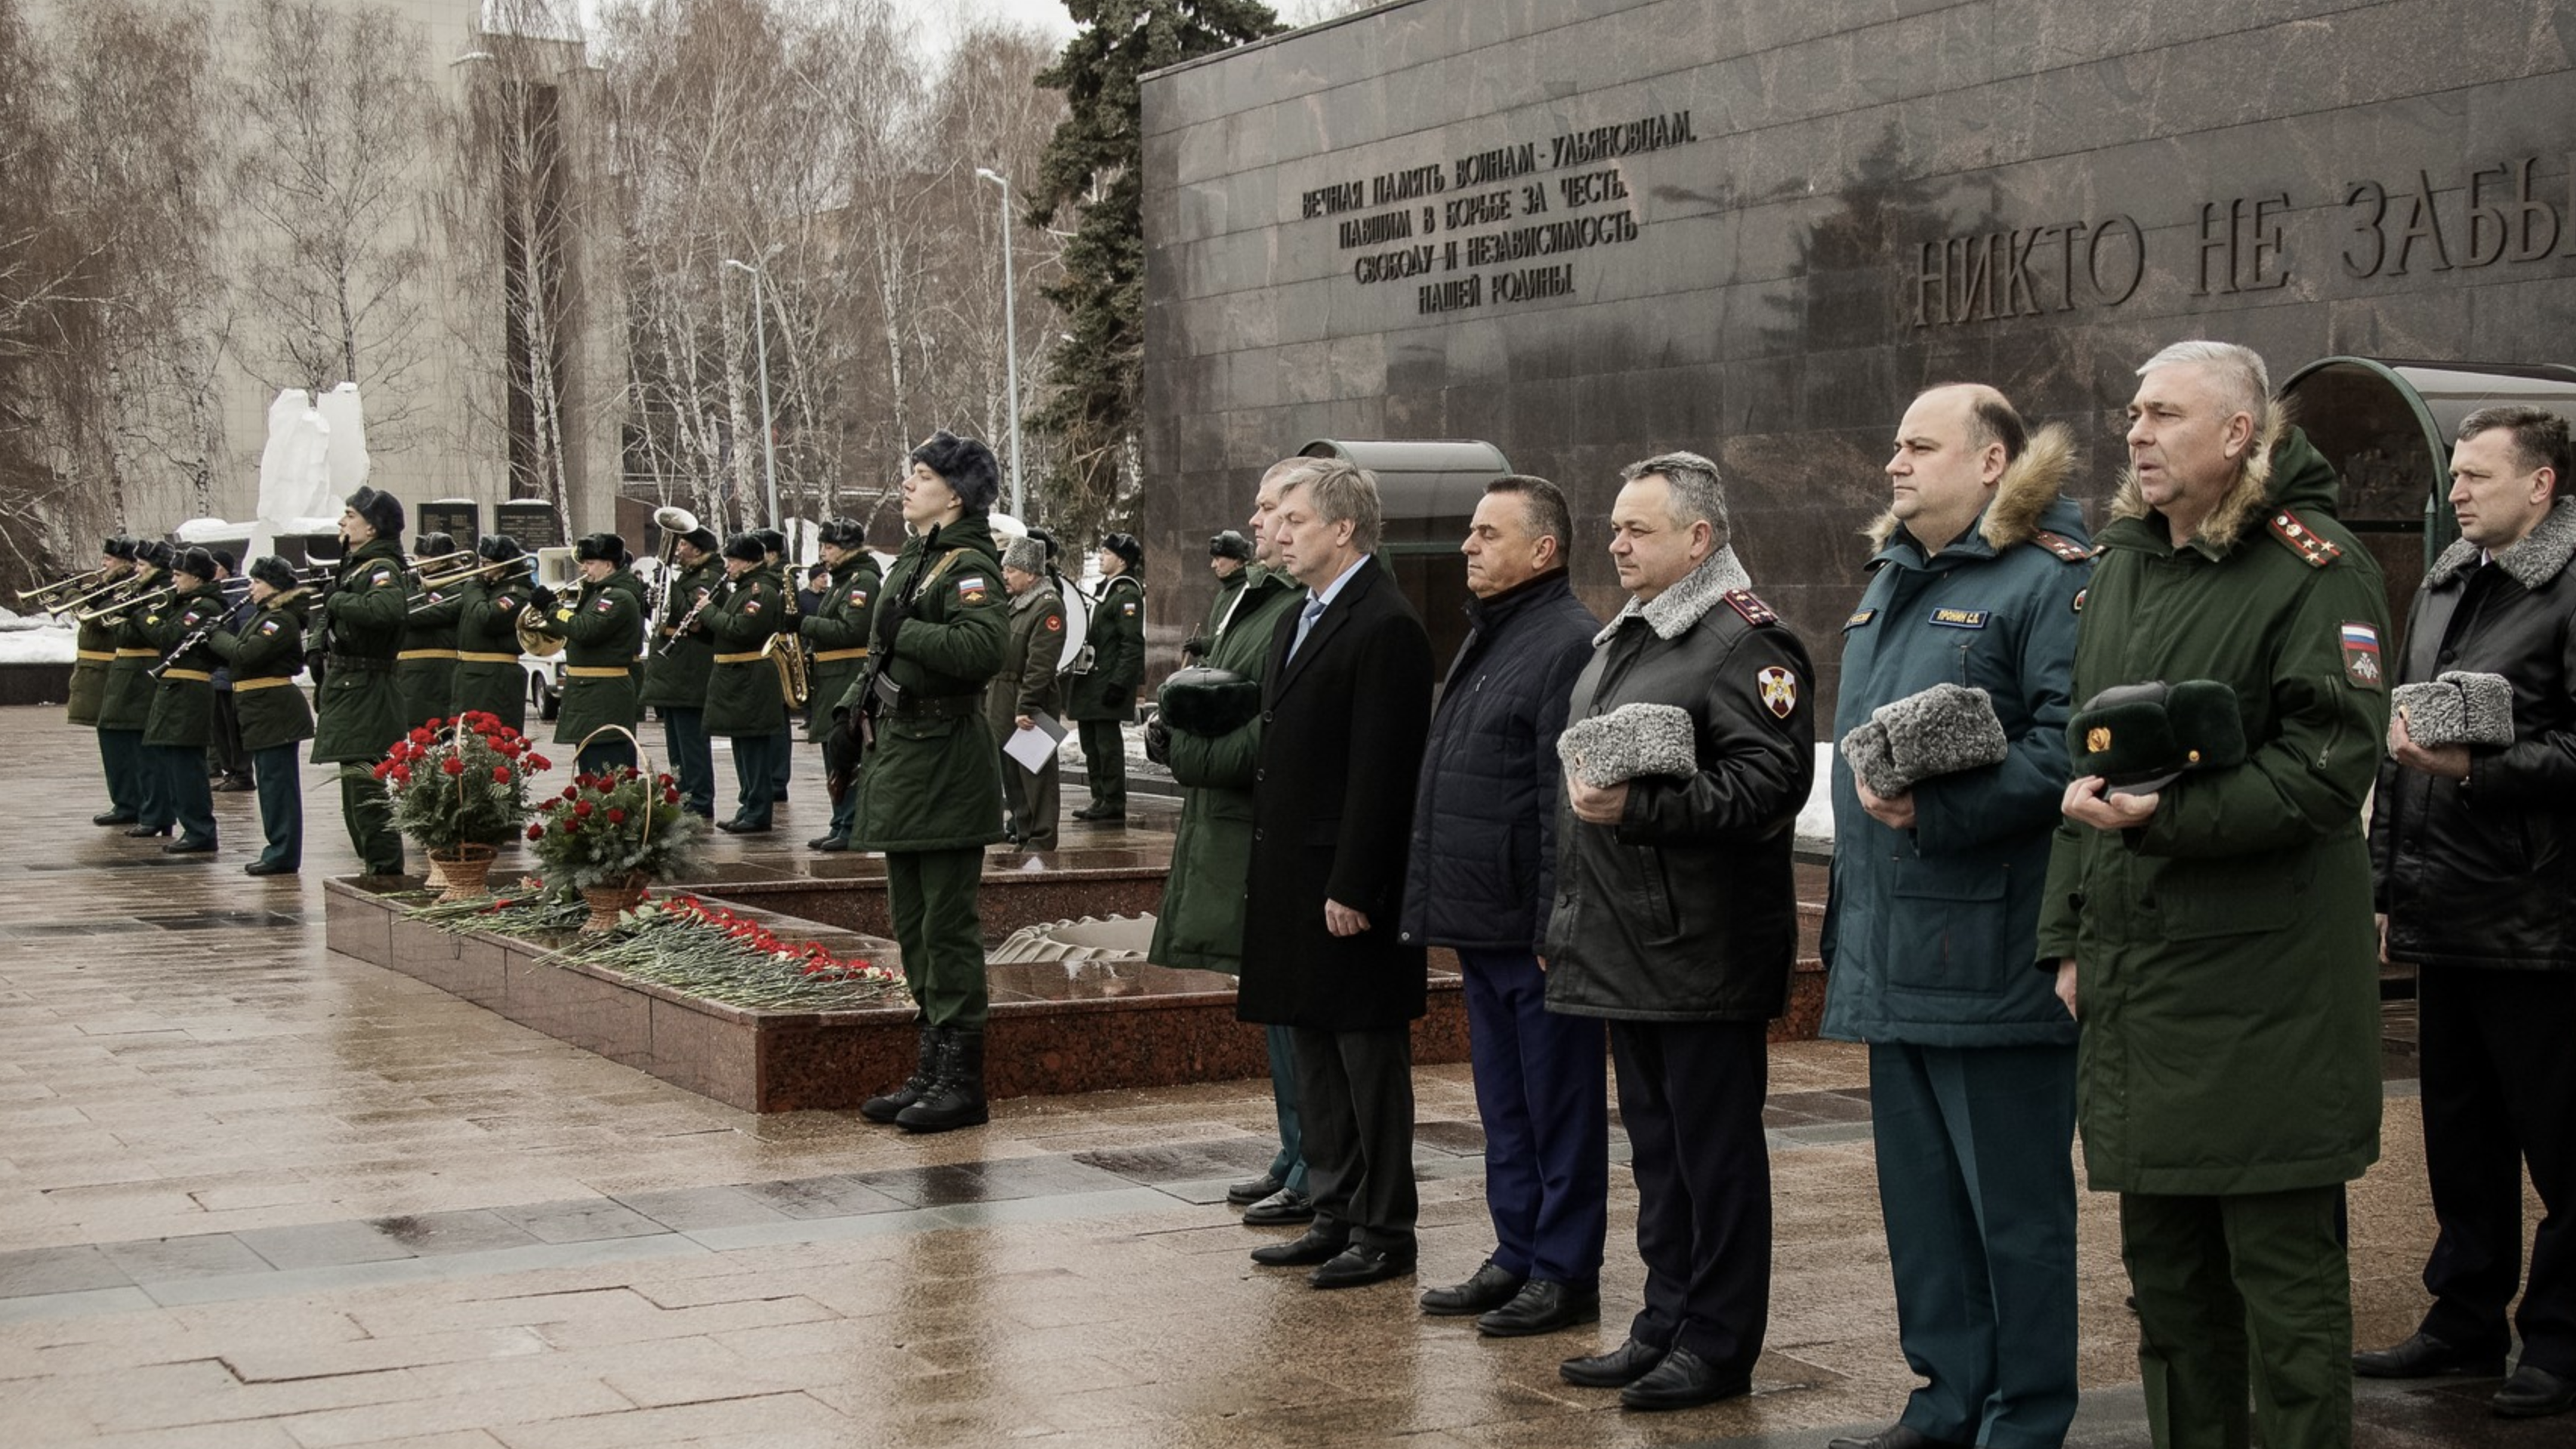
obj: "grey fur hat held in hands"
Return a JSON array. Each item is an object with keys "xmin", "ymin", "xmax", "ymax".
[
  {"xmin": 1839, "ymin": 683, "xmax": 2010, "ymax": 799},
  {"xmin": 2392, "ymin": 671, "xmax": 2515, "ymax": 748},
  {"xmin": 1558, "ymin": 702, "xmax": 1697, "ymax": 788}
]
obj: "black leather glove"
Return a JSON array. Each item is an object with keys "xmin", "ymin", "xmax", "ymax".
[
  {"xmin": 532, "ymin": 585, "xmax": 558, "ymax": 612},
  {"xmin": 1143, "ymin": 710, "xmax": 1171, "ymax": 766},
  {"xmin": 876, "ymin": 589, "xmax": 920, "ymax": 644}
]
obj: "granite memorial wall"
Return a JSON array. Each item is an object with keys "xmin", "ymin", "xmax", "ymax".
[{"xmin": 1136, "ymin": 0, "xmax": 2576, "ymax": 718}]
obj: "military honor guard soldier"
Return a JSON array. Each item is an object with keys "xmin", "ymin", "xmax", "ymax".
[
  {"xmin": 542, "ymin": 533, "xmax": 646, "ymax": 777},
  {"xmin": 312, "ymin": 488, "xmax": 412, "ymax": 877},
  {"xmin": 2358, "ymin": 405, "xmax": 2576, "ymax": 1420},
  {"xmin": 1067, "ymin": 532, "xmax": 1146, "ymax": 822},
  {"xmin": 643, "ymin": 523, "xmax": 723, "ymax": 818},
  {"xmin": 987, "ymin": 535, "xmax": 1067, "ymax": 853},
  {"xmin": 700, "ymin": 532, "xmax": 791, "ymax": 832},
  {"xmin": 209, "ymin": 556, "xmax": 317, "ymax": 876},
  {"xmin": 797, "ymin": 517, "xmax": 881, "ymax": 852},
  {"xmin": 450, "ymin": 535, "xmax": 535, "ymax": 734},
  {"xmin": 138, "ymin": 547, "xmax": 230, "ymax": 856},
  {"xmin": 72, "ymin": 537, "xmax": 142, "ymax": 825}
]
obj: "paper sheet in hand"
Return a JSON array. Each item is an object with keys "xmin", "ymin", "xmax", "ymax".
[{"xmin": 1006, "ymin": 711, "xmax": 1068, "ymax": 775}]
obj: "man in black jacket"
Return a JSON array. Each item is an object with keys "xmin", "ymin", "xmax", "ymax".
[
  {"xmin": 2359, "ymin": 405, "xmax": 2576, "ymax": 1419},
  {"xmin": 1402, "ymin": 475, "xmax": 1606, "ymax": 1337},
  {"xmin": 1544, "ymin": 451, "xmax": 1816, "ymax": 1411},
  {"xmin": 1238, "ymin": 459, "xmax": 1436, "ymax": 1291}
]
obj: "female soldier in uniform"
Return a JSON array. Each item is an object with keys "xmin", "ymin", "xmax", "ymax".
[{"xmin": 210, "ymin": 556, "xmax": 316, "ymax": 875}]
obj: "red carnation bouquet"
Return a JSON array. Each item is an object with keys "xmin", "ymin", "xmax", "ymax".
[
  {"xmin": 379, "ymin": 712, "xmax": 550, "ymax": 858},
  {"xmin": 524, "ymin": 764, "xmax": 708, "ymax": 896}
]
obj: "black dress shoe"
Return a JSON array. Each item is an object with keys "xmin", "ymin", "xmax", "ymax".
[
  {"xmin": 1421, "ymin": 1259, "xmax": 1523, "ymax": 1317},
  {"xmin": 807, "ymin": 834, "xmax": 848, "ymax": 852},
  {"xmin": 244, "ymin": 860, "xmax": 297, "ymax": 877},
  {"xmin": 1241, "ymin": 1189, "xmax": 1315, "ymax": 1226},
  {"xmin": 1827, "ymin": 1424, "xmax": 1975, "ymax": 1449},
  {"xmin": 2494, "ymin": 1364, "xmax": 2576, "ymax": 1417},
  {"xmin": 714, "ymin": 819, "xmax": 772, "ymax": 834},
  {"xmin": 1477, "ymin": 1280, "xmax": 1600, "ymax": 1338},
  {"xmin": 1310, "ymin": 1244, "xmax": 1414, "ymax": 1290},
  {"xmin": 1249, "ymin": 1227, "xmax": 1348, "ymax": 1267},
  {"xmin": 1620, "ymin": 1346, "xmax": 1750, "ymax": 1411},
  {"xmin": 1561, "ymin": 1337, "xmax": 1667, "ymax": 1389},
  {"xmin": 93, "ymin": 812, "xmax": 137, "ymax": 827},
  {"xmin": 1225, "ymin": 1173, "xmax": 1285, "ymax": 1207},
  {"xmin": 125, "ymin": 825, "xmax": 171, "ymax": 838},
  {"xmin": 1072, "ymin": 805, "xmax": 1123, "ymax": 822},
  {"xmin": 2352, "ymin": 1330, "xmax": 2506, "ymax": 1379},
  {"xmin": 162, "ymin": 838, "xmax": 217, "ymax": 855},
  {"xmin": 212, "ymin": 775, "xmax": 257, "ymax": 793}
]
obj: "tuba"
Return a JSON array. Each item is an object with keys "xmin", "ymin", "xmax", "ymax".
[{"xmin": 645, "ymin": 503, "xmax": 699, "ymax": 639}]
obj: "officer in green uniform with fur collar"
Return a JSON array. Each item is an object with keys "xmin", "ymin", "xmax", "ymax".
[
  {"xmin": 312, "ymin": 487, "xmax": 411, "ymax": 876},
  {"xmin": 210, "ymin": 556, "xmax": 316, "ymax": 876},
  {"xmin": 140, "ymin": 547, "xmax": 228, "ymax": 856},
  {"xmin": 986, "ymin": 534, "xmax": 1066, "ymax": 852},
  {"xmin": 847, "ymin": 430, "xmax": 1008, "ymax": 1133}
]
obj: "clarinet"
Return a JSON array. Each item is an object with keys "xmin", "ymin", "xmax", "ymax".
[
  {"xmin": 665, "ymin": 574, "xmax": 733, "ymax": 639},
  {"xmin": 148, "ymin": 623, "xmax": 216, "ymax": 680}
]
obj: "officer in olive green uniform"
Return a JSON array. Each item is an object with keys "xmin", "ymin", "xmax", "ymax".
[
  {"xmin": 311, "ymin": 487, "xmax": 412, "ymax": 877},
  {"xmin": 847, "ymin": 430, "xmax": 1008, "ymax": 1134},
  {"xmin": 451, "ymin": 535, "xmax": 535, "ymax": 734},
  {"xmin": 797, "ymin": 517, "xmax": 881, "ymax": 851},
  {"xmin": 643, "ymin": 526, "xmax": 721, "ymax": 818},
  {"xmin": 210, "ymin": 556, "xmax": 316, "ymax": 875},
  {"xmin": 396, "ymin": 532, "xmax": 464, "ymax": 732},
  {"xmin": 103, "ymin": 544, "xmax": 180, "ymax": 837},
  {"xmin": 701, "ymin": 533, "xmax": 790, "ymax": 831},
  {"xmin": 988, "ymin": 535, "xmax": 1066, "ymax": 852},
  {"xmin": 1067, "ymin": 532, "xmax": 1146, "ymax": 821},
  {"xmin": 139, "ymin": 547, "xmax": 228, "ymax": 855},
  {"xmin": 531, "ymin": 532, "xmax": 645, "ymax": 776},
  {"xmin": 72, "ymin": 538, "xmax": 141, "ymax": 825}
]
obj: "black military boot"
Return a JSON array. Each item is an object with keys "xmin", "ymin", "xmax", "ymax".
[
  {"xmin": 859, "ymin": 1025, "xmax": 942, "ymax": 1123},
  {"xmin": 896, "ymin": 1030, "xmax": 989, "ymax": 1133}
]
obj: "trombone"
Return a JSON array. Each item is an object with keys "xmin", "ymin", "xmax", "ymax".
[
  {"xmin": 17, "ymin": 566, "xmax": 114, "ymax": 609},
  {"xmin": 406, "ymin": 555, "xmax": 530, "ymax": 612},
  {"xmin": 77, "ymin": 581, "xmax": 172, "ymax": 624},
  {"xmin": 46, "ymin": 570, "xmax": 150, "ymax": 618}
]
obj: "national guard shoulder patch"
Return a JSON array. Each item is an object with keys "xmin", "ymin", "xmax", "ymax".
[
  {"xmin": 1756, "ymin": 664, "xmax": 1799, "ymax": 719},
  {"xmin": 2340, "ymin": 621, "xmax": 2383, "ymax": 688},
  {"xmin": 1723, "ymin": 588, "xmax": 1779, "ymax": 627},
  {"xmin": 2269, "ymin": 509, "xmax": 2343, "ymax": 568}
]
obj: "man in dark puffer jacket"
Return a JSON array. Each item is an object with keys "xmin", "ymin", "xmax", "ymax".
[{"xmin": 1399, "ymin": 475, "xmax": 1604, "ymax": 1339}]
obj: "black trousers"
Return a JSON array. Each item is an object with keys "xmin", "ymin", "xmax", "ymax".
[
  {"xmin": 1609, "ymin": 1018, "xmax": 1769, "ymax": 1373},
  {"xmin": 2417, "ymin": 966, "xmax": 2576, "ymax": 1376},
  {"xmin": 1287, "ymin": 1023, "xmax": 1417, "ymax": 1254}
]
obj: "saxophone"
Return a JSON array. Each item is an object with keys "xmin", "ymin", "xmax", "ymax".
[{"xmin": 763, "ymin": 560, "xmax": 810, "ymax": 707}]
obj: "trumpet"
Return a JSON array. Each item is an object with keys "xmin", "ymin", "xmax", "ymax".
[
  {"xmin": 17, "ymin": 566, "xmax": 115, "ymax": 608},
  {"xmin": 47, "ymin": 569, "xmax": 148, "ymax": 618},
  {"xmin": 77, "ymin": 579, "xmax": 171, "ymax": 624}
]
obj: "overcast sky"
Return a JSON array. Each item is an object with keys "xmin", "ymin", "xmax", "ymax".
[{"xmin": 569, "ymin": 1, "xmax": 1078, "ymax": 51}]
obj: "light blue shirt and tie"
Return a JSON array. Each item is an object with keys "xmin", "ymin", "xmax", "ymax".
[{"xmin": 1287, "ymin": 553, "xmax": 1373, "ymax": 661}]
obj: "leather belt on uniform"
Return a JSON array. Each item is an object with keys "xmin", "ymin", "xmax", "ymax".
[
  {"xmin": 455, "ymin": 651, "xmax": 519, "ymax": 664},
  {"xmin": 325, "ymin": 654, "xmax": 394, "ymax": 671},
  {"xmin": 114, "ymin": 648, "xmax": 158, "ymax": 659},
  {"xmin": 233, "ymin": 677, "xmax": 295, "ymax": 692},
  {"xmin": 396, "ymin": 649, "xmax": 458, "ymax": 661},
  {"xmin": 810, "ymin": 647, "xmax": 869, "ymax": 663},
  {"xmin": 890, "ymin": 694, "xmax": 979, "ymax": 722},
  {"xmin": 159, "ymin": 668, "xmax": 213, "ymax": 683},
  {"xmin": 712, "ymin": 650, "xmax": 766, "ymax": 664},
  {"xmin": 77, "ymin": 649, "xmax": 113, "ymax": 662},
  {"xmin": 563, "ymin": 665, "xmax": 630, "ymax": 679}
]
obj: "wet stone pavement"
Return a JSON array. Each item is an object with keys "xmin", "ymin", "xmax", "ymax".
[{"xmin": 0, "ymin": 706, "xmax": 2555, "ymax": 1447}]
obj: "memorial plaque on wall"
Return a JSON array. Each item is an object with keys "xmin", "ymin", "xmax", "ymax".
[
  {"xmin": 416, "ymin": 498, "xmax": 481, "ymax": 546},
  {"xmin": 1137, "ymin": 0, "xmax": 2576, "ymax": 723},
  {"xmin": 492, "ymin": 501, "xmax": 565, "ymax": 552}
]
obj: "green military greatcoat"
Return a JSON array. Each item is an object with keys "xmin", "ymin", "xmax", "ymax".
[
  {"xmin": 798, "ymin": 554, "xmax": 882, "ymax": 740},
  {"xmin": 311, "ymin": 539, "xmax": 410, "ymax": 765},
  {"xmin": 209, "ymin": 590, "xmax": 316, "ymax": 751},
  {"xmin": 98, "ymin": 571, "xmax": 168, "ymax": 732},
  {"xmin": 452, "ymin": 571, "xmax": 535, "ymax": 732},
  {"xmin": 699, "ymin": 569, "xmax": 788, "ymax": 738},
  {"xmin": 548, "ymin": 569, "xmax": 644, "ymax": 748},
  {"xmin": 66, "ymin": 574, "xmax": 132, "ymax": 725},
  {"xmin": 140, "ymin": 579, "xmax": 227, "ymax": 749},
  {"xmin": 1149, "ymin": 565, "xmax": 1301, "ymax": 970},
  {"xmin": 642, "ymin": 556, "xmax": 720, "ymax": 711},
  {"xmin": 396, "ymin": 573, "xmax": 464, "ymax": 731},
  {"xmin": 985, "ymin": 581, "xmax": 1066, "ymax": 740},
  {"xmin": 1065, "ymin": 572, "xmax": 1145, "ymax": 721},
  {"xmin": 848, "ymin": 515, "xmax": 1008, "ymax": 852}
]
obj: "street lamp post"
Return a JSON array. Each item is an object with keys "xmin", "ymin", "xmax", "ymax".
[
  {"xmin": 721, "ymin": 257, "xmax": 780, "ymax": 542},
  {"xmin": 974, "ymin": 167, "xmax": 1024, "ymax": 518}
]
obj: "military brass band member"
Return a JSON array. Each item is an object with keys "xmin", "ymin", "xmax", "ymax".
[
  {"xmin": 451, "ymin": 535, "xmax": 535, "ymax": 733},
  {"xmin": 539, "ymin": 532, "xmax": 645, "ymax": 777},
  {"xmin": 209, "ymin": 556, "xmax": 316, "ymax": 876},
  {"xmin": 756, "ymin": 527, "xmax": 796, "ymax": 805},
  {"xmin": 140, "ymin": 547, "xmax": 229, "ymax": 856},
  {"xmin": 850, "ymin": 430, "xmax": 1010, "ymax": 1133},
  {"xmin": 1068, "ymin": 532, "xmax": 1145, "ymax": 822},
  {"xmin": 205, "ymin": 550, "xmax": 256, "ymax": 793},
  {"xmin": 644, "ymin": 523, "xmax": 723, "ymax": 818},
  {"xmin": 800, "ymin": 516, "xmax": 881, "ymax": 852},
  {"xmin": 101, "ymin": 541, "xmax": 177, "ymax": 838},
  {"xmin": 702, "ymin": 532, "xmax": 790, "ymax": 832},
  {"xmin": 988, "ymin": 535, "xmax": 1066, "ymax": 852},
  {"xmin": 396, "ymin": 532, "xmax": 465, "ymax": 731},
  {"xmin": 313, "ymin": 487, "xmax": 412, "ymax": 876},
  {"xmin": 73, "ymin": 537, "xmax": 142, "ymax": 825}
]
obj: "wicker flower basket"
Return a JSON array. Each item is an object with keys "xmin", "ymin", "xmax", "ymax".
[
  {"xmin": 428, "ymin": 843, "xmax": 499, "ymax": 903},
  {"xmin": 581, "ymin": 872, "xmax": 649, "ymax": 933}
]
